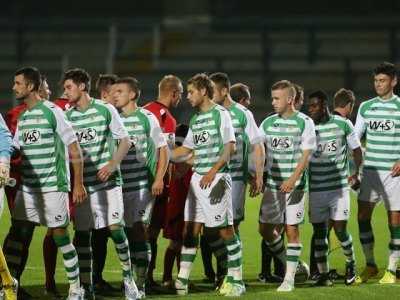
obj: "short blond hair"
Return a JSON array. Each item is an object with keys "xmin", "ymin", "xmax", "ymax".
[{"xmin": 271, "ymin": 80, "xmax": 296, "ymax": 99}]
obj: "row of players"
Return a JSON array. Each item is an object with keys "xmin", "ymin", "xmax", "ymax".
[{"xmin": 0, "ymin": 62, "xmax": 398, "ymax": 299}]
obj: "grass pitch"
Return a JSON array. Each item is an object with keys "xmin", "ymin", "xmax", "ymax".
[{"xmin": 2, "ymin": 192, "xmax": 400, "ymax": 299}]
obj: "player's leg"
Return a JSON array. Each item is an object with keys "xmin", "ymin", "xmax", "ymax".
[
  {"xmin": 379, "ymin": 211, "xmax": 400, "ymax": 284},
  {"xmin": 201, "ymin": 173, "xmax": 244, "ymax": 297},
  {"xmin": 175, "ymin": 174, "xmax": 204, "ymax": 295},
  {"xmin": 43, "ymin": 228, "xmax": 60, "ymax": 296},
  {"xmin": 200, "ymin": 233, "xmax": 215, "ymax": 282},
  {"xmin": 204, "ymin": 226, "xmax": 227, "ymax": 286},
  {"xmin": 331, "ymin": 190, "xmax": 356, "ymax": 285},
  {"xmin": 44, "ymin": 191, "xmax": 82, "ymax": 298},
  {"xmin": 162, "ymin": 239, "xmax": 180, "ymax": 287},
  {"xmin": 175, "ymin": 221, "xmax": 203, "ymax": 295},
  {"xmin": 259, "ymin": 189, "xmax": 286, "ymax": 266},
  {"xmin": 128, "ymin": 222, "xmax": 151, "ymax": 296},
  {"xmin": 379, "ymin": 178, "xmax": 400, "ymax": 284},
  {"xmin": 126, "ymin": 189, "xmax": 154, "ymax": 296},
  {"xmin": 277, "ymin": 191, "xmax": 305, "ymax": 292},
  {"xmin": 309, "ymin": 191, "xmax": 332, "ymax": 286},
  {"xmin": 0, "ymin": 188, "xmax": 18, "ymax": 300},
  {"xmin": 92, "ymin": 227, "xmax": 114, "ymax": 293},
  {"xmin": 147, "ymin": 193, "xmax": 167, "ymax": 288},
  {"xmin": 73, "ymin": 193, "xmax": 95, "ymax": 298},
  {"xmin": 4, "ymin": 190, "xmax": 37, "ymax": 299},
  {"xmin": 357, "ymin": 170, "xmax": 380, "ymax": 282},
  {"xmin": 102, "ymin": 186, "xmax": 137, "ymax": 299}
]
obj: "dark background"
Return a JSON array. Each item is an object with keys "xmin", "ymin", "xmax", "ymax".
[{"xmin": 1, "ymin": 0, "xmax": 400, "ymax": 123}]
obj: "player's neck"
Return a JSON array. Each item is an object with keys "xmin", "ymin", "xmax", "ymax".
[
  {"xmin": 24, "ymin": 93, "xmax": 42, "ymax": 110},
  {"xmin": 280, "ymin": 108, "xmax": 296, "ymax": 119},
  {"xmin": 157, "ymin": 97, "xmax": 170, "ymax": 108},
  {"xmin": 121, "ymin": 101, "xmax": 138, "ymax": 116},
  {"xmin": 76, "ymin": 93, "xmax": 92, "ymax": 111},
  {"xmin": 222, "ymin": 95, "xmax": 234, "ymax": 109},
  {"xmin": 378, "ymin": 91, "xmax": 394, "ymax": 100},
  {"xmin": 199, "ymin": 98, "xmax": 214, "ymax": 112},
  {"xmin": 333, "ymin": 108, "xmax": 347, "ymax": 118}
]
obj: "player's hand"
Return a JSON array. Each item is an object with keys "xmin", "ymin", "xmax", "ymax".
[
  {"xmin": 0, "ymin": 163, "xmax": 10, "ymax": 187},
  {"xmin": 280, "ymin": 178, "xmax": 295, "ymax": 193},
  {"xmin": 391, "ymin": 161, "xmax": 400, "ymax": 177},
  {"xmin": 97, "ymin": 162, "xmax": 116, "ymax": 182},
  {"xmin": 249, "ymin": 175, "xmax": 263, "ymax": 197},
  {"xmin": 152, "ymin": 179, "xmax": 164, "ymax": 196},
  {"xmin": 348, "ymin": 173, "xmax": 360, "ymax": 190},
  {"xmin": 200, "ymin": 170, "xmax": 216, "ymax": 189},
  {"xmin": 73, "ymin": 183, "xmax": 87, "ymax": 204}
]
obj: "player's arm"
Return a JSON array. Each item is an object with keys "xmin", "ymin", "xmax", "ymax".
[
  {"xmin": 53, "ymin": 106, "xmax": 87, "ymax": 203},
  {"xmin": 249, "ymin": 143, "xmax": 265, "ymax": 197},
  {"xmin": 68, "ymin": 141, "xmax": 87, "ymax": 203},
  {"xmin": 244, "ymin": 110, "xmax": 266, "ymax": 196},
  {"xmin": 97, "ymin": 105, "xmax": 132, "ymax": 182},
  {"xmin": 0, "ymin": 115, "xmax": 12, "ymax": 186},
  {"xmin": 200, "ymin": 110, "xmax": 236, "ymax": 189},
  {"xmin": 148, "ymin": 114, "xmax": 169, "ymax": 196},
  {"xmin": 281, "ymin": 118, "xmax": 316, "ymax": 193},
  {"xmin": 354, "ymin": 103, "xmax": 367, "ymax": 141},
  {"xmin": 345, "ymin": 120, "xmax": 363, "ymax": 187}
]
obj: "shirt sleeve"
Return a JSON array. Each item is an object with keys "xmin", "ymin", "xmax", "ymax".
[
  {"xmin": 52, "ymin": 106, "xmax": 77, "ymax": 146},
  {"xmin": 301, "ymin": 117, "xmax": 317, "ymax": 151},
  {"xmin": 148, "ymin": 113, "xmax": 167, "ymax": 148},
  {"xmin": 220, "ymin": 109, "xmax": 236, "ymax": 144},
  {"xmin": 107, "ymin": 104, "xmax": 129, "ymax": 140},
  {"xmin": 183, "ymin": 128, "xmax": 194, "ymax": 149},
  {"xmin": 0, "ymin": 114, "xmax": 13, "ymax": 161},
  {"xmin": 244, "ymin": 109, "xmax": 264, "ymax": 145},
  {"xmin": 345, "ymin": 119, "xmax": 361, "ymax": 150},
  {"xmin": 354, "ymin": 104, "xmax": 367, "ymax": 140},
  {"xmin": 258, "ymin": 121, "xmax": 268, "ymax": 143},
  {"xmin": 13, "ymin": 123, "xmax": 20, "ymax": 150}
]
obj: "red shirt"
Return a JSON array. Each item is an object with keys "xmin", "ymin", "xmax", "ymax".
[{"xmin": 144, "ymin": 101, "xmax": 176, "ymax": 147}]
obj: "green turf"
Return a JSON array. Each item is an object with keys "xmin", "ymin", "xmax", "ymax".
[{"xmin": 2, "ymin": 192, "xmax": 400, "ymax": 299}]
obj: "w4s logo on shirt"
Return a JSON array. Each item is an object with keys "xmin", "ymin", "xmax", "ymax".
[
  {"xmin": 23, "ymin": 129, "xmax": 41, "ymax": 145},
  {"xmin": 76, "ymin": 128, "xmax": 98, "ymax": 144},
  {"xmin": 368, "ymin": 119, "xmax": 395, "ymax": 132},
  {"xmin": 271, "ymin": 136, "xmax": 293, "ymax": 151},
  {"xmin": 194, "ymin": 130, "xmax": 211, "ymax": 146}
]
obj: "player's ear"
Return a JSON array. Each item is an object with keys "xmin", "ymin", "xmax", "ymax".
[
  {"xmin": 392, "ymin": 76, "xmax": 398, "ymax": 88},
  {"xmin": 78, "ymin": 83, "xmax": 86, "ymax": 91}
]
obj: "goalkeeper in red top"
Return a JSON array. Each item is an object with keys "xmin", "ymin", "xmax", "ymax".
[{"xmin": 143, "ymin": 75, "xmax": 183, "ymax": 287}]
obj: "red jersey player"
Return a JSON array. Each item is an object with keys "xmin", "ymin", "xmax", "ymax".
[{"xmin": 143, "ymin": 75, "xmax": 183, "ymax": 287}]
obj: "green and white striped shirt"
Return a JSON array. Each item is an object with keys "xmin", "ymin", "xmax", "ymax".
[
  {"xmin": 120, "ymin": 107, "xmax": 167, "ymax": 193},
  {"xmin": 355, "ymin": 95, "xmax": 400, "ymax": 172},
  {"xmin": 309, "ymin": 115, "xmax": 361, "ymax": 192},
  {"xmin": 228, "ymin": 102, "xmax": 263, "ymax": 182},
  {"xmin": 14, "ymin": 100, "xmax": 77, "ymax": 192},
  {"xmin": 259, "ymin": 112, "xmax": 316, "ymax": 191},
  {"xmin": 183, "ymin": 104, "xmax": 236, "ymax": 175},
  {"xmin": 66, "ymin": 98, "xmax": 128, "ymax": 192}
]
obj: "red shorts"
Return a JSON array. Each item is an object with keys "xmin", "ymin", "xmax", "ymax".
[{"xmin": 163, "ymin": 168, "xmax": 192, "ymax": 241}]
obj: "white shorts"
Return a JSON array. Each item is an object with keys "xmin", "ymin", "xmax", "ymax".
[
  {"xmin": 232, "ymin": 181, "xmax": 246, "ymax": 223},
  {"xmin": 184, "ymin": 172, "xmax": 233, "ymax": 228},
  {"xmin": 259, "ymin": 188, "xmax": 305, "ymax": 225},
  {"xmin": 74, "ymin": 186, "xmax": 124, "ymax": 231},
  {"xmin": 13, "ymin": 190, "xmax": 69, "ymax": 228},
  {"xmin": 309, "ymin": 189, "xmax": 350, "ymax": 223},
  {"xmin": 123, "ymin": 189, "xmax": 155, "ymax": 227},
  {"xmin": 359, "ymin": 169, "xmax": 400, "ymax": 210}
]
